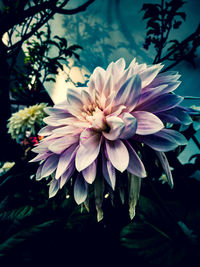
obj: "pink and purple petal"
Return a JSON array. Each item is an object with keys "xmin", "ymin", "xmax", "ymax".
[
  {"xmin": 76, "ymin": 129, "xmax": 102, "ymax": 171},
  {"xmin": 126, "ymin": 141, "xmax": 146, "ymax": 178},
  {"xmin": 105, "ymin": 139, "xmax": 129, "ymax": 172},
  {"xmin": 49, "ymin": 179, "xmax": 60, "ymax": 198},
  {"xmin": 120, "ymin": 112, "xmax": 137, "ymax": 139},
  {"xmin": 41, "ymin": 154, "xmax": 59, "ymax": 178},
  {"xmin": 82, "ymin": 160, "xmax": 97, "ymax": 184},
  {"xmin": 132, "ymin": 111, "xmax": 164, "ymax": 135},
  {"xmin": 114, "ymin": 74, "xmax": 141, "ymax": 112},
  {"xmin": 103, "ymin": 116, "xmax": 125, "ymax": 141},
  {"xmin": 74, "ymin": 174, "xmax": 88, "ymax": 205},
  {"xmin": 102, "ymin": 155, "xmax": 116, "ymax": 190}
]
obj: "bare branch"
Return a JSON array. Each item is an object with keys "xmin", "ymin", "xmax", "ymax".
[
  {"xmin": 160, "ymin": 23, "xmax": 200, "ymax": 62},
  {"xmin": 55, "ymin": 0, "xmax": 95, "ymax": 14}
]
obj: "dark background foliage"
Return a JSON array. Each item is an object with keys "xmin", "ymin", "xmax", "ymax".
[{"xmin": 0, "ymin": 0, "xmax": 200, "ymax": 266}]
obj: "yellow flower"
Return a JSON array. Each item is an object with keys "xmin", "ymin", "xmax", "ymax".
[
  {"xmin": 7, "ymin": 103, "xmax": 48, "ymax": 142},
  {"xmin": 0, "ymin": 161, "xmax": 15, "ymax": 174}
]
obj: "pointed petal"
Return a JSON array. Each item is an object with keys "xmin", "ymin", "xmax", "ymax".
[
  {"xmin": 120, "ymin": 112, "xmax": 137, "ymax": 139},
  {"xmin": 103, "ymin": 116, "xmax": 125, "ymax": 141},
  {"xmin": 41, "ymin": 154, "xmax": 59, "ymax": 178},
  {"xmin": 44, "ymin": 107, "xmax": 68, "ymax": 115},
  {"xmin": 114, "ymin": 74, "xmax": 141, "ymax": 111},
  {"xmin": 36, "ymin": 164, "xmax": 43, "ymax": 181},
  {"xmin": 106, "ymin": 140, "xmax": 129, "ymax": 172},
  {"xmin": 103, "ymin": 75, "xmax": 113, "ymax": 98},
  {"xmin": 75, "ymin": 129, "xmax": 102, "ymax": 171},
  {"xmin": 136, "ymin": 93, "xmax": 183, "ymax": 113},
  {"xmin": 114, "ymin": 58, "xmax": 126, "ymax": 73},
  {"xmin": 155, "ymin": 107, "xmax": 193, "ymax": 125},
  {"xmin": 29, "ymin": 152, "xmax": 51, "ymax": 163},
  {"xmin": 92, "ymin": 66, "xmax": 106, "ymax": 95},
  {"xmin": 126, "ymin": 141, "xmax": 146, "ymax": 177},
  {"xmin": 161, "ymin": 129, "xmax": 187, "ymax": 145},
  {"xmin": 82, "ymin": 160, "xmax": 97, "ymax": 184},
  {"xmin": 155, "ymin": 151, "xmax": 174, "ymax": 188},
  {"xmin": 67, "ymin": 88, "xmax": 84, "ymax": 116},
  {"xmin": 139, "ymin": 64, "xmax": 163, "ymax": 88},
  {"xmin": 74, "ymin": 174, "xmax": 88, "ymax": 205},
  {"xmin": 43, "ymin": 113, "xmax": 69, "ymax": 126},
  {"xmin": 55, "ymin": 144, "xmax": 78, "ymax": 179},
  {"xmin": 135, "ymin": 129, "xmax": 187, "ymax": 152},
  {"xmin": 60, "ymin": 163, "xmax": 75, "ymax": 189},
  {"xmin": 49, "ymin": 179, "xmax": 59, "ymax": 198},
  {"xmin": 48, "ymin": 135, "xmax": 79, "ymax": 154},
  {"xmin": 81, "ymin": 89, "xmax": 93, "ymax": 106},
  {"xmin": 132, "ymin": 111, "xmax": 164, "ymax": 135},
  {"xmin": 102, "ymin": 155, "xmax": 116, "ymax": 190},
  {"xmin": 38, "ymin": 126, "xmax": 55, "ymax": 136}
]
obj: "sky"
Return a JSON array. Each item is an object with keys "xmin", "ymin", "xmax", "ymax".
[{"xmin": 47, "ymin": 0, "xmax": 200, "ymax": 164}]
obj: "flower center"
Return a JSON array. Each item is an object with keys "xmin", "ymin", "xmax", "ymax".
[{"xmin": 83, "ymin": 106, "xmax": 107, "ymax": 131}]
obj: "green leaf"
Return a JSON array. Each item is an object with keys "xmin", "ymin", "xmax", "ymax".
[{"xmin": 0, "ymin": 220, "xmax": 55, "ymax": 257}]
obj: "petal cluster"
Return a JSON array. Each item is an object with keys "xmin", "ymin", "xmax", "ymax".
[
  {"xmin": 31, "ymin": 58, "xmax": 191, "ymax": 219},
  {"xmin": 7, "ymin": 103, "xmax": 47, "ymax": 142}
]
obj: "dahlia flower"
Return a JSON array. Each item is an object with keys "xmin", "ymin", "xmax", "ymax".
[
  {"xmin": 31, "ymin": 58, "xmax": 191, "ymax": 220},
  {"xmin": 7, "ymin": 103, "xmax": 47, "ymax": 142}
]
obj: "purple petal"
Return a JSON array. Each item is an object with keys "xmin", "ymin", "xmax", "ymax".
[
  {"xmin": 126, "ymin": 141, "xmax": 146, "ymax": 177},
  {"xmin": 155, "ymin": 107, "xmax": 193, "ymax": 125},
  {"xmin": 114, "ymin": 58, "xmax": 126, "ymax": 73},
  {"xmin": 60, "ymin": 163, "xmax": 75, "ymax": 189},
  {"xmin": 29, "ymin": 152, "xmax": 51, "ymax": 163},
  {"xmin": 120, "ymin": 113, "xmax": 137, "ymax": 139},
  {"xmin": 82, "ymin": 160, "xmax": 97, "ymax": 184},
  {"xmin": 52, "ymin": 125, "xmax": 81, "ymax": 136},
  {"xmin": 106, "ymin": 140, "xmax": 129, "ymax": 172},
  {"xmin": 135, "ymin": 129, "xmax": 187, "ymax": 152},
  {"xmin": 161, "ymin": 129, "xmax": 187, "ymax": 145},
  {"xmin": 36, "ymin": 164, "xmax": 43, "ymax": 181},
  {"xmin": 38, "ymin": 126, "xmax": 55, "ymax": 136},
  {"xmin": 49, "ymin": 179, "xmax": 59, "ymax": 198},
  {"xmin": 155, "ymin": 151, "xmax": 173, "ymax": 188},
  {"xmin": 139, "ymin": 64, "xmax": 163, "ymax": 88},
  {"xmin": 114, "ymin": 74, "xmax": 141, "ymax": 111},
  {"xmin": 55, "ymin": 143, "xmax": 78, "ymax": 179},
  {"xmin": 43, "ymin": 113, "xmax": 69, "ymax": 126},
  {"xmin": 41, "ymin": 154, "xmax": 59, "ymax": 178},
  {"xmin": 132, "ymin": 111, "xmax": 164, "ymax": 135},
  {"xmin": 147, "ymin": 72, "xmax": 181, "ymax": 88},
  {"xmin": 44, "ymin": 107, "xmax": 68, "ymax": 115},
  {"xmin": 103, "ymin": 75, "xmax": 113, "ymax": 98},
  {"xmin": 103, "ymin": 116, "xmax": 125, "ymax": 141},
  {"xmin": 136, "ymin": 93, "xmax": 183, "ymax": 113},
  {"xmin": 75, "ymin": 129, "xmax": 102, "ymax": 171},
  {"xmin": 48, "ymin": 135, "xmax": 79, "ymax": 154},
  {"xmin": 81, "ymin": 89, "xmax": 93, "ymax": 106},
  {"xmin": 102, "ymin": 155, "xmax": 116, "ymax": 190},
  {"xmin": 67, "ymin": 88, "xmax": 84, "ymax": 117},
  {"xmin": 92, "ymin": 66, "xmax": 106, "ymax": 95},
  {"xmin": 74, "ymin": 174, "xmax": 88, "ymax": 205}
]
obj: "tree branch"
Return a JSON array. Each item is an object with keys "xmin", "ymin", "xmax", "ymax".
[
  {"xmin": 55, "ymin": 0, "xmax": 95, "ymax": 14},
  {"xmin": 160, "ymin": 23, "xmax": 200, "ymax": 62},
  {"xmin": 8, "ymin": 11, "xmax": 54, "ymax": 52}
]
